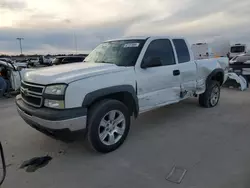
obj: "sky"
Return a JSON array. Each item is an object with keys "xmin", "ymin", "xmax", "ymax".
[{"xmin": 0, "ymin": 0, "xmax": 250, "ymax": 55}]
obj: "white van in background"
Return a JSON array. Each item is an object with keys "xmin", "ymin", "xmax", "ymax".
[
  {"xmin": 229, "ymin": 44, "xmax": 247, "ymax": 60},
  {"xmin": 191, "ymin": 40, "xmax": 230, "ymax": 60},
  {"xmin": 191, "ymin": 43, "xmax": 212, "ymax": 60}
]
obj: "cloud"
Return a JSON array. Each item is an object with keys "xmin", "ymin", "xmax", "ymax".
[
  {"xmin": 1, "ymin": 0, "xmax": 250, "ymax": 54},
  {"xmin": 0, "ymin": 22, "xmax": 130, "ymax": 54},
  {"xmin": 0, "ymin": 0, "xmax": 26, "ymax": 10},
  {"xmin": 125, "ymin": 0, "xmax": 250, "ymax": 45}
]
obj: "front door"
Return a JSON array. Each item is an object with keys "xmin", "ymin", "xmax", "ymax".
[{"xmin": 135, "ymin": 39, "xmax": 181, "ymax": 113}]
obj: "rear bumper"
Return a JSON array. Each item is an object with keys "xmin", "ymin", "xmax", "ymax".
[{"xmin": 16, "ymin": 95, "xmax": 87, "ymax": 134}]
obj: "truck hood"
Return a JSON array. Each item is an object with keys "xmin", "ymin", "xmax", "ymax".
[{"xmin": 23, "ymin": 63, "xmax": 128, "ymax": 85}]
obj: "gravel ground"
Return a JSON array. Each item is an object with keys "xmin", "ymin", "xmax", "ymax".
[{"xmin": 0, "ymin": 88, "xmax": 250, "ymax": 188}]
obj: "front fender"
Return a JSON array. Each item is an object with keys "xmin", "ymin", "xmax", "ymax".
[
  {"xmin": 82, "ymin": 85, "xmax": 137, "ymax": 106},
  {"xmin": 64, "ymin": 68, "xmax": 136, "ymax": 108}
]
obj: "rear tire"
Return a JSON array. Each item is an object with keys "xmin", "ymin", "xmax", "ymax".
[
  {"xmin": 199, "ymin": 80, "xmax": 220, "ymax": 108},
  {"xmin": 87, "ymin": 99, "xmax": 130, "ymax": 153}
]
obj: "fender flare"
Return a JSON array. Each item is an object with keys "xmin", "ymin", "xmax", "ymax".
[
  {"xmin": 82, "ymin": 85, "xmax": 139, "ymax": 117},
  {"xmin": 206, "ymin": 68, "xmax": 224, "ymax": 85}
]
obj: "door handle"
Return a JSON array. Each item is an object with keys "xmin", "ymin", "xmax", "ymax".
[{"xmin": 173, "ymin": 70, "xmax": 180, "ymax": 76}]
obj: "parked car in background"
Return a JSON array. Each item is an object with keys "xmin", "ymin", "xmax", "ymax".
[
  {"xmin": 16, "ymin": 36, "xmax": 228, "ymax": 153},
  {"xmin": 39, "ymin": 56, "xmax": 53, "ymax": 66},
  {"xmin": 191, "ymin": 40, "xmax": 230, "ymax": 60},
  {"xmin": 0, "ymin": 58, "xmax": 28, "ymax": 69},
  {"xmin": 52, "ymin": 55, "xmax": 87, "ymax": 65},
  {"xmin": 27, "ymin": 57, "xmax": 40, "ymax": 67},
  {"xmin": 0, "ymin": 60, "xmax": 28, "ymax": 92},
  {"xmin": 0, "ymin": 58, "xmax": 12, "ymax": 63},
  {"xmin": 15, "ymin": 62, "xmax": 28, "ymax": 69},
  {"xmin": 229, "ymin": 44, "xmax": 247, "ymax": 60},
  {"xmin": 229, "ymin": 53, "xmax": 250, "ymax": 76}
]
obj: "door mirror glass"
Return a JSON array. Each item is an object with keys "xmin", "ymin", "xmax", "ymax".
[
  {"xmin": 0, "ymin": 142, "xmax": 6, "ymax": 186},
  {"xmin": 141, "ymin": 57, "xmax": 162, "ymax": 68}
]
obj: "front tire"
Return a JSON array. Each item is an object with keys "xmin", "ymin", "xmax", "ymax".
[
  {"xmin": 199, "ymin": 80, "xmax": 220, "ymax": 108},
  {"xmin": 87, "ymin": 99, "xmax": 130, "ymax": 153}
]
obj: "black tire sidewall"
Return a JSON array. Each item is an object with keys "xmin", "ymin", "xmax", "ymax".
[
  {"xmin": 88, "ymin": 100, "xmax": 130, "ymax": 153},
  {"xmin": 207, "ymin": 81, "xmax": 220, "ymax": 107},
  {"xmin": 199, "ymin": 80, "xmax": 220, "ymax": 108}
]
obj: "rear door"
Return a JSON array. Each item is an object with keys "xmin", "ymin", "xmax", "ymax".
[
  {"xmin": 135, "ymin": 38, "xmax": 181, "ymax": 112},
  {"xmin": 172, "ymin": 39, "xmax": 197, "ymax": 97}
]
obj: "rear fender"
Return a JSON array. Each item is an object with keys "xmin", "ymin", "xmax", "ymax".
[{"xmin": 206, "ymin": 68, "xmax": 224, "ymax": 86}]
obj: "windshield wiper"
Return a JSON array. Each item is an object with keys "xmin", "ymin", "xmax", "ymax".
[
  {"xmin": 95, "ymin": 60, "xmax": 114, "ymax": 64},
  {"xmin": 83, "ymin": 60, "xmax": 115, "ymax": 64}
]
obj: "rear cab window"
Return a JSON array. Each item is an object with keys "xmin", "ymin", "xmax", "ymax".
[{"xmin": 172, "ymin": 39, "xmax": 191, "ymax": 63}]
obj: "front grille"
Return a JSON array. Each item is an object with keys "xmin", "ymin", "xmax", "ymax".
[
  {"xmin": 20, "ymin": 81, "xmax": 45, "ymax": 107},
  {"xmin": 21, "ymin": 82, "xmax": 44, "ymax": 94},
  {"xmin": 21, "ymin": 92, "xmax": 42, "ymax": 107}
]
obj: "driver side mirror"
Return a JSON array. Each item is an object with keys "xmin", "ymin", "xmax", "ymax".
[
  {"xmin": 0, "ymin": 142, "xmax": 6, "ymax": 186},
  {"xmin": 141, "ymin": 57, "xmax": 162, "ymax": 69}
]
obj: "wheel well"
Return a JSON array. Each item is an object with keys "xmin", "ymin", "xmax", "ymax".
[
  {"xmin": 210, "ymin": 72, "xmax": 224, "ymax": 85},
  {"xmin": 87, "ymin": 92, "xmax": 138, "ymax": 117}
]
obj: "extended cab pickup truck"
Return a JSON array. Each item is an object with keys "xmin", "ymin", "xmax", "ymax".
[{"xmin": 16, "ymin": 36, "xmax": 228, "ymax": 153}]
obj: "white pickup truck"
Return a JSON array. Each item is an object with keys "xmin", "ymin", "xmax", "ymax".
[{"xmin": 16, "ymin": 36, "xmax": 228, "ymax": 153}]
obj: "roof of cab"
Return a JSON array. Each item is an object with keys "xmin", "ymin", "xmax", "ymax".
[{"xmin": 105, "ymin": 36, "xmax": 185, "ymax": 42}]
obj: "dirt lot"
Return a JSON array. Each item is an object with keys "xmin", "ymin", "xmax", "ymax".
[{"xmin": 0, "ymin": 88, "xmax": 250, "ymax": 188}]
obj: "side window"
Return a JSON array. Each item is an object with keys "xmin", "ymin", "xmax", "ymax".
[
  {"xmin": 173, "ymin": 39, "xmax": 190, "ymax": 63},
  {"xmin": 143, "ymin": 39, "xmax": 176, "ymax": 67}
]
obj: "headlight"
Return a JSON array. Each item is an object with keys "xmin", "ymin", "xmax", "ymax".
[
  {"xmin": 45, "ymin": 84, "xmax": 67, "ymax": 95},
  {"xmin": 44, "ymin": 99, "xmax": 65, "ymax": 109}
]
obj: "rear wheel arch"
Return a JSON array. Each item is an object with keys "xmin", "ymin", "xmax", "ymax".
[
  {"xmin": 206, "ymin": 68, "xmax": 224, "ymax": 86},
  {"xmin": 82, "ymin": 85, "xmax": 139, "ymax": 118}
]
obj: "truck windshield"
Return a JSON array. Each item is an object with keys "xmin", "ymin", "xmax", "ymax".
[
  {"xmin": 84, "ymin": 40, "xmax": 146, "ymax": 66},
  {"xmin": 231, "ymin": 46, "xmax": 245, "ymax": 53}
]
